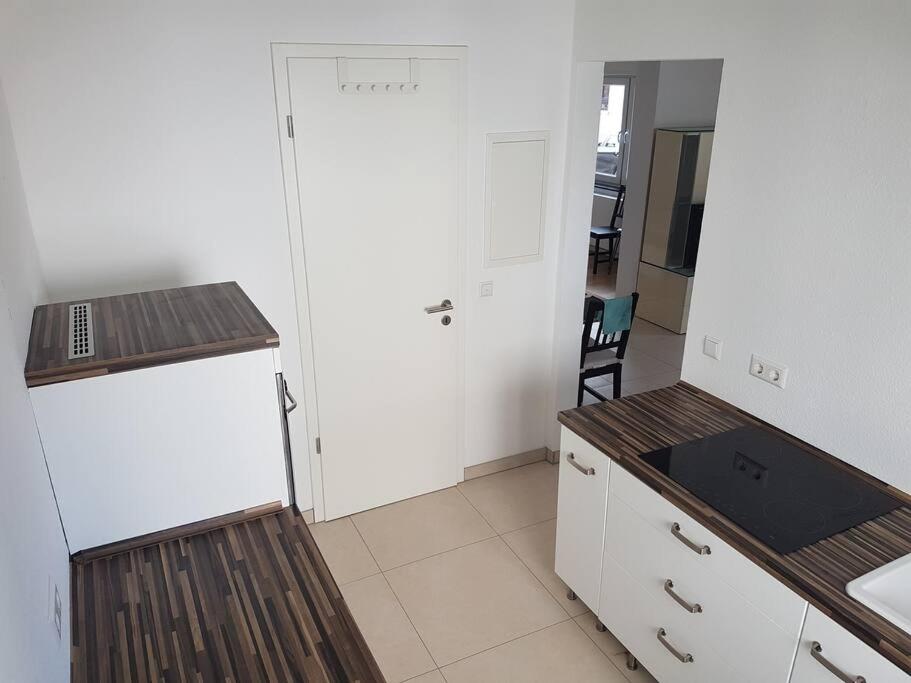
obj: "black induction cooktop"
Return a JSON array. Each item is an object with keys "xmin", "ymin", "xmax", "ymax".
[{"xmin": 639, "ymin": 426, "xmax": 901, "ymax": 554}]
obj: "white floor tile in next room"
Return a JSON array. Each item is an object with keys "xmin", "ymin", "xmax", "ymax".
[
  {"xmin": 309, "ymin": 462, "xmax": 657, "ymax": 683},
  {"xmin": 582, "ymin": 317, "xmax": 685, "ymax": 406}
]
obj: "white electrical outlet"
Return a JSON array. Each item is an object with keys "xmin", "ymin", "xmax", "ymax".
[
  {"xmin": 750, "ymin": 354, "xmax": 788, "ymax": 388},
  {"xmin": 479, "ymin": 281, "xmax": 494, "ymax": 297}
]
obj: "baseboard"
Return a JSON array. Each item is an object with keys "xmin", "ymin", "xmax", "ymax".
[
  {"xmin": 545, "ymin": 447, "xmax": 559, "ymax": 464},
  {"xmin": 464, "ymin": 447, "xmax": 547, "ymax": 480},
  {"xmin": 71, "ymin": 500, "xmax": 284, "ymax": 564},
  {"xmin": 300, "ymin": 508, "xmax": 315, "ymax": 524}
]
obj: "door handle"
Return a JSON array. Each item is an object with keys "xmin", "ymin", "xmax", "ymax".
[
  {"xmin": 283, "ymin": 379, "xmax": 298, "ymax": 413},
  {"xmin": 424, "ymin": 299, "xmax": 453, "ymax": 314},
  {"xmin": 657, "ymin": 628, "xmax": 693, "ymax": 663},
  {"xmin": 671, "ymin": 522, "xmax": 711, "ymax": 555},
  {"xmin": 566, "ymin": 452, "xmax": 595, "ymax": 476},
  {"xmin": 811, "ymin": 642, "xmax": 866, "ymax": 683},
  {"xmin": 664, "ymin": 579, "xmax": 702, "ymax": 613}
]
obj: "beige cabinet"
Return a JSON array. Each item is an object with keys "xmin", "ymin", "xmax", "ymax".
[
  {"xmin": 636, "ymin": 261, "xmax": 694, "ymax": 334},
  {"xmin": 638, "ymin": 128, "xmax": 713, "ymax": 333}
]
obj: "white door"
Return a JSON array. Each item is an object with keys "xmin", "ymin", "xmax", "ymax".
[{"xmin": 285, "ymin": 48, "xmax": 462, "ymax": 519}]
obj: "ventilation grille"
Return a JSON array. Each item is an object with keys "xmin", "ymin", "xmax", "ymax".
[{"xmin": 67, "ymin": 303, "xmax": 95, "ymax": 360}]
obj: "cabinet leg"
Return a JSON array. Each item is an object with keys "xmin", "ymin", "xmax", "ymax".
[
  {"xmin": 595, "ymin": 620, "xmax": 607, "ymax": 633},
  {"xmin": 566, "ymin": 589, "xmax": 577, "ymax": 601},
  {"xmin": 625, "ymin": 653, "xmax": 638, "ymax": 671}
]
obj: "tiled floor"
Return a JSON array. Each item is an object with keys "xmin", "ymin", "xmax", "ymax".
[
  {"xmin": 310, "ymin": 462, "xmax": 658, "ymax": 682},
  {"xmin": 582, "ymin": 317, "xmax": 685, "ymax": 405},
  {"xmin": 586, "ymin": 254, "xmax": 618, "ymax": 299}
]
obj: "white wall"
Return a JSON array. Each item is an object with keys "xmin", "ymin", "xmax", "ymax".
[
  {"xmin": 654, "ymin": 59, "xmax": 723, "ymax": 129},
  {"xmin": 0, "ymin": 78, "xmax": 70, "ymax": 683},
  {"xmin": 0, "ymin": 0, "xmax": 576, "ymax": 511},
  {"xmin": 563, "ymin": 0, "xmax": 911, "ymax": 493}
]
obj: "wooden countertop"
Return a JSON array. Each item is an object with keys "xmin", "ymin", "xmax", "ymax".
[
  {"xmin": 25, "ymin": 282, "xmax": 279, "ymax": 387},
  {"xmin": 71, "ymin": 506, "xmax": 384, "ymax": 681},
  {"xmin": 558, "ymin": 382, "xmax": 911, "ymax": 674}
]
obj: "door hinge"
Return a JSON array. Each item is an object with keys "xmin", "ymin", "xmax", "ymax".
[
  {"xmin": 286, "ymin": 114, "xmax": 294, "ymax": 139},
  {"xmin": 315, "ymin": 437, "xmax": 321, "ymax": 455}
]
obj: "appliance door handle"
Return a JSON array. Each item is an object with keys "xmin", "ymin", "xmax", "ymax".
[
  {"xmin": 656, "ymin": 628, "xmax": 693, "ymax": 663},
  {"xmin": 566, "ymin": 452, "xmax": 595, "ymax": 476},
  {"xmin": 424, "ymin": 299, "xmax": 453, "ymax": 314},
  {"xmin": 664, "ymin": 579, "xmax": 702, "ymax": 613},
  {"xmin": 671, "ymin": 522, "xmax": 711, "ymax": 555},
  {"xmin": 283, "ymin": 380, "xmax": 298, "ymax": 413},
  {"xmin": 811, "ymin": 642, "xmax": 866, "ymax": 683}
]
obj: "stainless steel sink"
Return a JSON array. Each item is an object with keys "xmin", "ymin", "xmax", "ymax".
[{"xmin": 846, "ymin": 553, "xmax": 911, "ymax": 635}]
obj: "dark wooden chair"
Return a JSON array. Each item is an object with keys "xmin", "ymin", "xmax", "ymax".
[
  {"xmin": 578, "ymin": 292, "xmax": 639, "ymax": 406},
  {"xmin": 590, "ymin": 184, "xmax": 625, "ymax": 275}
]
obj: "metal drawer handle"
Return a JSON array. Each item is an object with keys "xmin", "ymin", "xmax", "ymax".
[
  {"xmin": 424, "ymin": 299, "xmax": 453, "ymax": 314},
  {"xmin": 566, "ymin": 452, "xmax": 595, "ymax": 476},
  {"xmin": 671, "ymin": 522, "xmax": 711, "ymax": 555},
  {"xmin": 811, "ymin": 642, "xmax": 866, "ymax": 683},
  {"xmin": 283, "ymin": 380, "xmax": 298, "ymax": 413},
  {"xmin": 657, "ymin": 628, "xmax": 693, "ymax": 663},
  {"xmin": 664, "ymin": 579, "xmax": 702, "ymax": 613}
]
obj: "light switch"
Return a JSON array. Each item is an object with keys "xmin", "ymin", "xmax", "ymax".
[
  {"xmin": 703, "ymin": 336, "xmax": 722, "ymax": 360},
  {"xmin": 480, "ymin": 281, "xmax": 494, "ymax": 297}
]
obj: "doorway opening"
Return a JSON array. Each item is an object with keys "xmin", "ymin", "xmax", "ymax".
[{"xmin": 575, "ymin": 59, "xmax": 723, "ymax": 405}]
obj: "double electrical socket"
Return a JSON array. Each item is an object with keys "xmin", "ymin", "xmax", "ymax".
[{"xmin": 750, "ymin": 354, "xmax": 788, "ymax": 389}]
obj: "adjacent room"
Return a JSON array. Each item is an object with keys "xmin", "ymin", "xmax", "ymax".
[
  {"xmin": 579, "ymin": 59, "xmax": 722, "ymax": 405},
  {"xmin": 2, "ymin": 2, "xmax": 910, "ymax": 682}
]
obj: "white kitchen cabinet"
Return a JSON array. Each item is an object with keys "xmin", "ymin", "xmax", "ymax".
[
  {"xmin": 599, "ymin": 553, "xmax": 738, "ymax": 683},
  {"xmin": 608, "ymin": 464, "xmax": 808, "ymax": 638},
  {"xmin": 30, "ymin": 349, "xmax": 290, "ymax": 552},
  {"xmin": 602, "ymin": 484, "xmax": 805, "ymax": 683},
  {"xmin": 791, "ymin": 607, "xmax": 909, "ymax": 683},
  {"xmin": 554, "ymin": 426, "xmax": 611, "ymax": 610},
  {"xmin": 553, "ymin": 428, "xmax": 911, "ymax": 683}
]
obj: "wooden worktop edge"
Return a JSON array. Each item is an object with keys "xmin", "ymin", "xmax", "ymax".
[{"xmin": 25, "ymin": 335, "xmax": 279, "ymax": 387}]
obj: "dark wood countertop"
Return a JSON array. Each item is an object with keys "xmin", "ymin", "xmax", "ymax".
[
  {"xmin": 25, "ymin": 282, "xmax": 279, "ymax": 387},
  {"xmin": 71, "ymin": 506, "xmax": 384, "ymax": 682},
  {"xmin": 558, "ymin": 382, "xmax": 911, "ymax": 674}
]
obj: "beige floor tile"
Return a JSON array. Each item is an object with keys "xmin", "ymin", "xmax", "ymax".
[
  {"xmin": 441, "ymin": 620, "xmax": 626, "ymax": 683},
  {"xmin": 457, "ymin": 462, "xmax": 558, "ymax": 533},
  {"xmin": 404, "ymin": 670, "xmax": 444, "ymax": 683},
  {"xmin": 631, "ymin": 317, "xmax": 677, "ymax": 338},
  {"xmin": 581, "ymin": 390, "xmax": 602, "ymax": 406},
  {"xmin": 574, "ymin": 612, "xmax": 627, "ymax": 656},
  {"xmin": 630, "ymin": 319, "xmax": 685, "ymax": 369},
  {"xmin": 503, "ymin": 519, "xmax": 586, "ymax": 617},
  {"xmin": 309, "ymin": 517, "xmax": 379, "ymax": 585},
  {"xmin": 615, "ymin": 348, "xmax": 678, "ymax": 382},
  {"xmin": 341, "ymin": 574, "xmax": 436, "ymax": 682},
  {"xmin": 352, "ymin": 488, "xmax": 496, "ymax": 570},
  {"xmin": 609, "ymin": 651, "xmax": 658, "ymax": 683},
  {"xmin": 385, "ymin": 537, "xmax": 567, "ymax": 666},
  {"xmin": 620, "ymin": 371, "xmax": 680, "ymax": 398}
]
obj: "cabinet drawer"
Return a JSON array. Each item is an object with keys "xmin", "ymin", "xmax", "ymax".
[
  {"xmin": 605, "ymin": 495, "xmax": 802, "ymax": 683},
  {"xmin": 791, "ymin": 606, "xmax": 908, "ymax": 682},
  {"xmin": 610, "ymin": 464, "xmax": 805, "ymax": 635},
  {"xmin": 600, "ymin": 554, "xmax": 738, "ymax": 683},
  {"xmin": 554, "ymin": 427, "xmax": 610, "ymax": 610}
]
